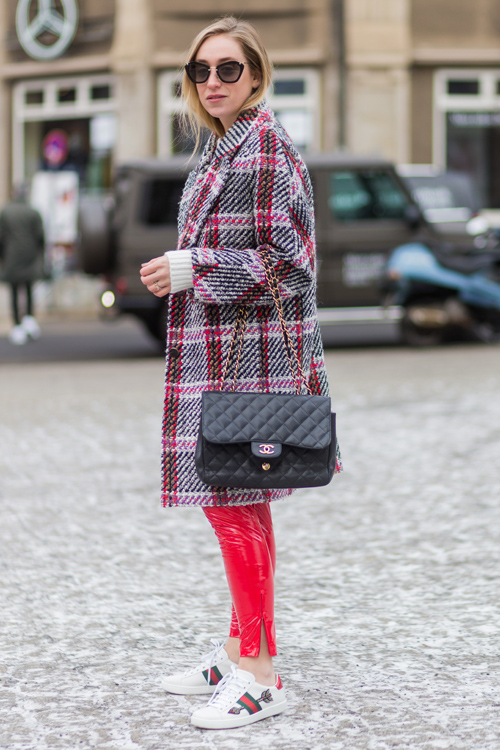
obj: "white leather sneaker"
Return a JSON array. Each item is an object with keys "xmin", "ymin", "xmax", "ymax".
[
  {"xmin": 8, "ymin": 325, "xmax": 28, "ymax": 345},
  {"xmin": 21, "ymin": 315, "xmax": 41, "ymax": 340},
  {"xmin": 161, "ymin": 640, "xmax": 237, "ymax": 695},
  {"xmin": 191, "ymin": 666, "xmax": 287, "ymax": 729}
]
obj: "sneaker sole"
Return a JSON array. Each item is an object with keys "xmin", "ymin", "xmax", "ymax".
[
  {"xmin": 191, "ymin": 697, "xmax": 287, "ymax": 729},
  {"xmin": 161, "ymin": 679, "xmax": 218, "ymax": 695}
]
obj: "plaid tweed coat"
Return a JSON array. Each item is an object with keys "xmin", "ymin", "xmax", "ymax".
[{"xmin": 162, "ymin": 102, "xmax": 341, "ymax": 507}]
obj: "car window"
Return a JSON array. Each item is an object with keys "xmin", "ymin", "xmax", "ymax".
[
  {"xmin": 402, "ymin": 172, "xmax": 478, "ymax": 223},
  {"xmin": 329, "ymin": 170, "xmax": 408, "ymax": 222},
  {"xmin": 138, "ymin": 178, "xmax": 185, "ymax": 225}
]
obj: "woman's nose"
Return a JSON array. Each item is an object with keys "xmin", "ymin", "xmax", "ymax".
[{"xmin": 206, "ymin": 68, "xmax": 221, "ymax": 87}]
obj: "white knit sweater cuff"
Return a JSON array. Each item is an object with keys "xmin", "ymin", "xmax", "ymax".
[{"xmin": 165, "ymin": 250, "xmax": 194, "ymax": 293}]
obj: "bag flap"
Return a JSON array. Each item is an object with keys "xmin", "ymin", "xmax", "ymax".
[{"xmin": 201, "ymin": 391, "xmax": 332, "ymax": 449}]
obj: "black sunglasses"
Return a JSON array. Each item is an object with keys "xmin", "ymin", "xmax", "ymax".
[{"xmin": 185, "ymin": 61, "xmax": 246, "ymax": 84}]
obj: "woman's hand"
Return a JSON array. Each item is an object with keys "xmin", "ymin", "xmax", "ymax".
[{"xmin": 140, "ymin": 255, "xmax": 171, "ymax": 297}]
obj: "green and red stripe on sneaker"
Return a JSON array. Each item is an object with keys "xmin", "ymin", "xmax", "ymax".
[
  {"xmin": 162, "ymin": 640, "xmax": 236, "ymax": 695},
  {"xmin": 202, "ymin": 665, "xmax": 225, "ymax": 686}
]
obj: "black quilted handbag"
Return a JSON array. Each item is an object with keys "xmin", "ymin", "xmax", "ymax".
[{"xmin": 194, "ymin": 251, "xmax": 337, "ymax": 490}]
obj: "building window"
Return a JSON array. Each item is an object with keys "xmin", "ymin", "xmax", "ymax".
[
  {"xmin": 434, "ymin": 69, "xmax": 500, "ymax": 208},
  {"xmin": 268, "ymin": 69, "xmax": 320, "ymax": 152},
  {"xmin": 12, "ymin": 74, "xmax": 116, "ymax": 188},
  {"xmin": 25, "ymin": 90, "xmax": 44, "ymax": 105},
  {"xmin": 273, "ymin": 79, "xmax": 305, "ymax": 96},
  {"xmin": 90, "ymin": 85, "xmax": 111, "ymax": 101},
  {"xmin": 58, "ymin": 87, "xmax": 77, "ymax": 103},
  {"xmin": 447, "ymin": 79, "xmax": 479, "ymax": 96}
]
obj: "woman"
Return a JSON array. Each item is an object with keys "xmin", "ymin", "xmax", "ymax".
[{"xmin": 140, "ymin": 16, "xmax": 341, "ymax": 730}]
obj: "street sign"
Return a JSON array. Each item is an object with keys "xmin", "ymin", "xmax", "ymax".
[{"xmin": 43, "ymin": 129, "xmax": 69, "ymax": 167}]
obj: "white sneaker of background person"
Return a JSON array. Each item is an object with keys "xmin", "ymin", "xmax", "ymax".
[
  {"xmin": 8, "ymin": 324, "xmax": 28, "ymax": 345},
  {"xmin": 21, "ymin": 315, "xmax": 41, "ymax": 340}
]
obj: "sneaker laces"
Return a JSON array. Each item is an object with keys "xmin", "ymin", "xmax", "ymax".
[
  {"xmin": 207, "ymin": 665, "xmax": 253, "ymax": 711},
  {"xmin": 182, "ymin": 638, "xmax": 225, "ymax": 677}
]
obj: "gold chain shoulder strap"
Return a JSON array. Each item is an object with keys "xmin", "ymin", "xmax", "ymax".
[
  {"xmin": 259, "ymin": 249, "xmax": 312, "ymax": 395},
  {"xmin": 218, "ymin": 305, "xmax": 249, "ymax": 392},
  {"xmin": 218, "ymin": 249, "xmax": 312, "ymax": 394}
]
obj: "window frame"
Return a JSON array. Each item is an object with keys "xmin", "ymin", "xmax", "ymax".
[
  {"xmin": 433, "ymin": 68, "xmax": 500, "ymax": 169},
  {"xmin": 12, "ymin": 74, "xmax": 116, "ymax": 184}
]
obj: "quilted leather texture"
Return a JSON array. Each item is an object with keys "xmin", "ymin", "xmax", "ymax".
[
  {"xmin": 195, "ymin": 391, "xmax": 336, "ymax": 489},
  {"xmin": 200, "ymin": 392, "xmax": 332, "ymax": 449}
]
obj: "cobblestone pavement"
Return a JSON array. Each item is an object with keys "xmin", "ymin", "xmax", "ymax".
[{"xmin": 1, "ymin": 344, "xmax": 500, "ymax": 750}]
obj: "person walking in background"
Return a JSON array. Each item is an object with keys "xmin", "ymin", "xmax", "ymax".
[
  {"xmin": 0, "ymin": 185, "xmax": 44, "ymax": 345},
  {"xmin": 140, "ymin": 16, "xmax": 341, "ymax": 730}
]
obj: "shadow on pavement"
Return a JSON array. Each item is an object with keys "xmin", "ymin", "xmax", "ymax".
[{"xmin": 0, "ymin": 317, "xmax": 164, "ymax": 364}]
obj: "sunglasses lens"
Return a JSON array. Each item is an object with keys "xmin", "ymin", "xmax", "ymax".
[
  {"xmin": 218, "ymin": 62, "xmax": 242, "ymax": 82},
  {"xmin": 186, "ymin": 63, "xmax": 209, "ymax": 83}
]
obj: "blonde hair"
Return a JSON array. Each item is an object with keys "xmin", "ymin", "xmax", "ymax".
[{"xmin": 181, "ymin": 17, "xmax": 273, "ymax": 148}]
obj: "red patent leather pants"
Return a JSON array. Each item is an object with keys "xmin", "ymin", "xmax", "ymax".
[{"xmin": 203, "ymin": 502, "xmax": 277, "ymax": 657}]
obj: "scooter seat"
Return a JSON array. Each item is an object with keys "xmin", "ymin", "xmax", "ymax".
[{"xmin": 433, "ymin": 251, "xmax": 497, "ymax": 276}]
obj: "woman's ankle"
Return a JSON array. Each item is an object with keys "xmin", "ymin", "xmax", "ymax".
[
  {"xmin": 238, "ymin": 656, "xmax": 275, "ymax": 686},
  {"xmin": 224, "ymin": 636, "xmax": 240, "ymax": 663}
]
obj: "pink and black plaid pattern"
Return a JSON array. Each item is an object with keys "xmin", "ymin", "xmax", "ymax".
[{"xmin": 161, "ymin": 103, "xmax": 341, "ymax": 507}]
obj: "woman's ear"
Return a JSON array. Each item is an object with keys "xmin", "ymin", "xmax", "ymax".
[{"xmin": 251, "ymin": 70, "xmax": 262, "ymax": 90}]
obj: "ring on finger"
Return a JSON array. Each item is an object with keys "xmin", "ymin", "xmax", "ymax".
[{"xmin": 154, "ymin": 281, "xmax": 162, "ymax": 292}]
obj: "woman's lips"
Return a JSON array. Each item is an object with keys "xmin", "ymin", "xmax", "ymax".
[{"xmin": 207, "ymin": 95, "xmax": 226, "ymax": 101}]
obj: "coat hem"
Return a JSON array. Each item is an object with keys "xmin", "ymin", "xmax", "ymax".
[{"xmin": 162, "ymin": 487, "xmax": 294, "ymax": 508}]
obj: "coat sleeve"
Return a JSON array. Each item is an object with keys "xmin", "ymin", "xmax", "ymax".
[{"xmin": 190, "ymin": 128, "xmax": 316, "ymax": 306}]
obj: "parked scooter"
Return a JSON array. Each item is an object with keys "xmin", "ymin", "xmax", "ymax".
[{"xmin": 382, "ymin": 217, "xmax": 500, "ymax": 345}]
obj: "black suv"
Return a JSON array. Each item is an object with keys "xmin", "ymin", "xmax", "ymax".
[{"xmin": 78, "ymin": 153, "xmax": 433, "ymax": 340}]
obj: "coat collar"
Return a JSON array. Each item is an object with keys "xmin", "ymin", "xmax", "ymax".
[
  {"xmin": 198, "ymin": 101, "xmax": 273, "ymax": 166},
  {"xmin": 213, "ymin": 101, "xmax": 273, "ymax": 160}
]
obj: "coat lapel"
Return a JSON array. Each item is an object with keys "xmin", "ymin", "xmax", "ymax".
[{"xmin": 178, "ymin": 103, "xmax": 273, "ymax": 249}]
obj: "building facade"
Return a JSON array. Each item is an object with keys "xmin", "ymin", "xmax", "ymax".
[
  {"xmin": 0, "ymin": 0, "xmax": 341, "ymax": 204},
  {"xmin": 1, "ymin": 0, "xmax": 500, "ymax": 209}
]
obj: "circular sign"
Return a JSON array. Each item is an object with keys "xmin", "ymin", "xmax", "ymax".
[
  {"xmin": 16, "ymin": 0, "xmax": 79, "ymax": 61},
  {"xmin": 43, "ymin": 129, "xmax": 69, "ymax": 167}
]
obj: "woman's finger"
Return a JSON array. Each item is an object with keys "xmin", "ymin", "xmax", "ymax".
[{"xmin": 147, "ymin": 281, "xmax": 170, "ymax": 297}]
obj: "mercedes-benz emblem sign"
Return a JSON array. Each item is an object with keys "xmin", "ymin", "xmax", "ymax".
[{"xmin": 16, "ymin": 0, "xmax": 79, "ymax": 61}]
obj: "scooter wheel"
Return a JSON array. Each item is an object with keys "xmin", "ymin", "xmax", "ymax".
[
  {"xmin": 472, "ymin": 322, "xmax": 500, "ymax": 344},
  {"xmin": 400, "ymin": 315, "xmax": 445, "ymax": 347}
]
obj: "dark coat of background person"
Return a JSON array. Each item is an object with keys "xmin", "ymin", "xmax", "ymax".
[{"xmin": 0, "ymin": 201, "xmax": 45, "ymax": 284}]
